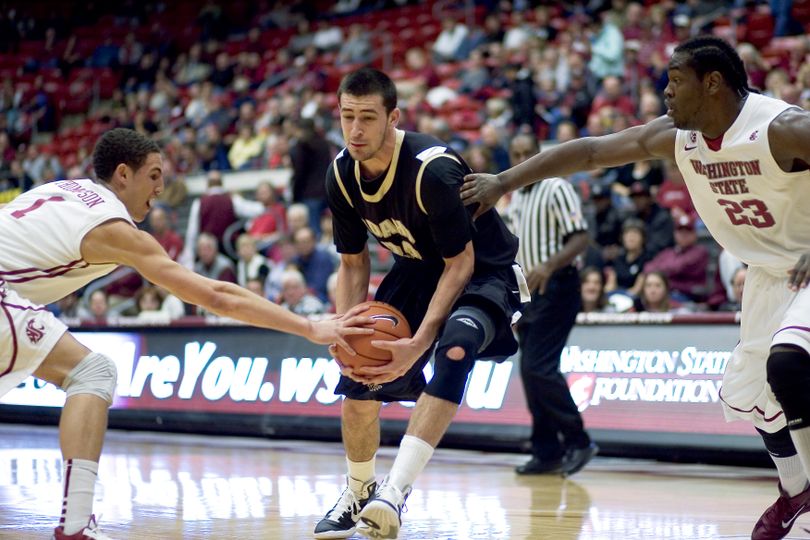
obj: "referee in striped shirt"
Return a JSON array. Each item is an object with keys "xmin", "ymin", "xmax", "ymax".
[{"xmin": 505, "ymin": 133, "xmax": 598, "ymax": 476}]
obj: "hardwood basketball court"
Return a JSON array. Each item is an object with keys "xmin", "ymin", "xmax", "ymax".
[{"xmin": 0, "ymin": 424, "xmax": 803, "ymax": 539}]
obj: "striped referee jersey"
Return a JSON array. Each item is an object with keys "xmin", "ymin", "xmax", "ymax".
[{"xmin": 506, "ymin": 177, "xmax": 588, "ymax": 270}]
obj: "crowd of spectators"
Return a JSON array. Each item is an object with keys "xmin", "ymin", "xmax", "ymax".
[{"xmin": 3, "ymin": 0, "xmax": 808, "ymax": 322}]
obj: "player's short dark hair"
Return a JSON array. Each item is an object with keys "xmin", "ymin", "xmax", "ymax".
[
  {"xmin": 673, "ymin": 36, "xmax": 749, "ymax": 95},
  {"xmin": 338, "ymin": 67, "xmax": 397, "ymax": 114},
  {"xmin": 92, "ymin": 128, "xmax": 161, "ymax": 182}
]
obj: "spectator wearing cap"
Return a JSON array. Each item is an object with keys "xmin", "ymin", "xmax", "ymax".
[
  {"xmin": 628, "ymin": 181, "xmax": 673, "ymax": 257},
  {"xmin": 586, "ymin": 182, "xmax": 625, "ymax": 262},
  {"xmin": 643, "ymin": 214, "xmax": 710, "ymax": 303},
  {"xmin": 605, "ymin": 217, "xmax": 650, "ymax": 297}
]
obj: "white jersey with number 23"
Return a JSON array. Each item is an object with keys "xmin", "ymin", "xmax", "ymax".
[{"xmin": 674, "ymin": 92, "xmax": 810, "ymax": 275}]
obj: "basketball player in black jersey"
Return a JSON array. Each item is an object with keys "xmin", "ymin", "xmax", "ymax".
[{"xmin": 313, "ymin": 68, "xmax": 527, "ymax": 540}]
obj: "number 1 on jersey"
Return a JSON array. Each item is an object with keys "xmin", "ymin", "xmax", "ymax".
[{"xmin": 11, "ymin": 195, "xmax": 65, "ymax": 219}]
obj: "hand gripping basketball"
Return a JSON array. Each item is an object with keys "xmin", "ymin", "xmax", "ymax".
[{"xmin": 333, "ymin": 301, "xmax": 412, "ymax": 370}]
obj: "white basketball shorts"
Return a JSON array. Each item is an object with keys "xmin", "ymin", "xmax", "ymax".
[
  {"xmin": 720, "ymin": 266, "xmax": 810, "ymax": 433},
  {"xmin": 0, "ymin": 283, "xmax": 67, "ymax": 397}
]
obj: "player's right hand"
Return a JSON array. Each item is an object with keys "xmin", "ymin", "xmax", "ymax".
[
  {"xmin": 309, "ymin": 305, "xmax": 374, "ymax": 352},
  {"xmin": 460, "ymin": 172, "xmax": 504, "ymax": 219}
]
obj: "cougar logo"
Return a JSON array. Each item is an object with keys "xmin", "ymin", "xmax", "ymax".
[
  {"xmin": 366, "ymin": 383, "xmax": 383, "ymax": 392},
  {"xmin": 567, "ymin": 374, "xmax": 596, "ymax": 412},
  {"xmin": 25, "ymin": 318, "xmax": 46, "ymax": 344},
  {"xmin": 371, "ymin": 315, "xmax": 399, "ymax": 327},
  {"xmin": 749, "ymin": 130, "xmax": 759, "ymax": 141}
]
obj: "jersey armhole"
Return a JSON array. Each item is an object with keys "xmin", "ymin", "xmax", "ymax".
[{"xmin": 332, "ymin": 160, "xmax": 354, "ymax": 208}]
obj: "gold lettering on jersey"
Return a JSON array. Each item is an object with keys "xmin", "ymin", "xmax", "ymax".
[
  {"xmin": 709, "ymin": 178, "xmax": 750, "ymax": 195},
  {"xmin": 363, "ymin": 218, "xmax": 422, "ymax": 260},
  {"xmin": 689, "ymin": 159, "xmax": 761, "ymax": 180},
  {"xmin": 381, "ymin": 240, "xmax": 422, "ymax": 259}
]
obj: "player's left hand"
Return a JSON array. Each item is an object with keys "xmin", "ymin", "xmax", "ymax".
[
  {"xmin": 527, "ymin": 264, "xmax": 554, "ymax": 295},
  {"xmin": 353, "ymin": 337, "xmax": 428, "ymax": 384},
  {"xmin": 460, "ymin": 173, "xmax": 505, "ymax": 219},
  {"xmin": 788, "ymin": 254, "xmax": 810, "ymax": 291}
]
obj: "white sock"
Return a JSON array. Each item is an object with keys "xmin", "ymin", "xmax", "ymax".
[
  {"xmin": 60, "ymin": 458, "xmax": 98, "ymax": 535},
  {"xmin": 772, "ymin": 454, "xmax": 808, "ymax": 496},
  {"xmin": 388, "ymin": 435, "xmax": 434, "ymax": 492},
  {"xmin": 347, "ymin": 456, "xmax": 376, "ymax": 496},
  {"xmin": 788, "ymin": 426, "xmax": 810, "ymax": 495}
]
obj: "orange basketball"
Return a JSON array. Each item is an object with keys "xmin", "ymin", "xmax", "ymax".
[{"xmin": 334, "ymin": 301, "xmax": 412, "ymax": 370}]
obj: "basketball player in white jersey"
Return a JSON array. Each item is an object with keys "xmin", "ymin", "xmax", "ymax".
[
  {"xmin": 0, "ymin": 128, "xmax": 372, "ymax": 540},
  {"xmin": 462, "ymin": 36, "xmax": 810, "ymax": 540}
]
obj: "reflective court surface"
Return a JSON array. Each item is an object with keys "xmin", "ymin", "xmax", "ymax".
[{"xmin": 0, "ymin": 425, "xmax": 805, "ymax": 539}]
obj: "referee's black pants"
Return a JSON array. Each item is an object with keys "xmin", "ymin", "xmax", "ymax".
[{"xmin": 516, "ymin": 266, "xmax": 591, "ymax": 461}]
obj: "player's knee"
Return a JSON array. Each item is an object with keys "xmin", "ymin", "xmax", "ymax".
[
  {"xmin": 424, "ymin": 309, "xmax": 491, "ymax": 404},
  {"xmin": 62, "ymin": 352, "xmax": 117, "ymax": 405},
  {"xmin": 756, "ymin": 427, "xmax": 796, "ymax": 458},
  {"xmin": 446, "ymin": 346, "xmax": 466, "ymax": 361},
  {"xmin": 766, "ymin": 347, "xmax": 810, "ymax": 427},
  {"xmin": 425, "ymin": 354, "xmax": 474, "ymax": 405}
]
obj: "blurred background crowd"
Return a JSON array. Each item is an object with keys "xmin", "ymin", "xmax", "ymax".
[{"xmin": 2, "ymin": 0, "xmax": 807, "ymax": 323}]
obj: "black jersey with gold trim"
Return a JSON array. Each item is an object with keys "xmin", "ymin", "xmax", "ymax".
[{"xmin": 326, "ymin": 130, "xmax": 518, "ymax": 270}]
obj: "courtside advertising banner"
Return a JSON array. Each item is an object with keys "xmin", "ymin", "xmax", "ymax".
[{"xmin": 0, "ymin": 319, "xmax": 756, "ymax": 444}]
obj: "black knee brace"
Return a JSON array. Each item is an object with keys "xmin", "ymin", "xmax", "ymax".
[
  {"xmin": 767, "ymin": 347, "xmax": 810, "ymax": 429},
  {"xmin": 757, "ymin": 427, "xmax": 798, "ymax": 458},
  {"xmin": 424, "ymin": 308, "xmax": 491, "ymax": 404}
]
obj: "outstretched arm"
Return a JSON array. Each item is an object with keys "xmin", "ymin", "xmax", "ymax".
[
  {"xmin": 461, "ymin": 115, "xmax": 677, "ymax": 215},
  {"xmin": 81, "ymin": 220, "xmax": 372, "ymax": 348}
]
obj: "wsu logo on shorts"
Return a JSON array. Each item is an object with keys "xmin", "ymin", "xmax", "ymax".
[{"xmin": 25, "ymin": 318, "xmax": 46, "ymax": 344}]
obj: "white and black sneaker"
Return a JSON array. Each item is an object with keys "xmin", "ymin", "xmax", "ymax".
[
  {"xmin": 314, "ymin": 477, "xmax": 377, "ymax": 539},
  {"xmin": 357, "ymin": 476, "xmax": 411, "ymax": 539}
]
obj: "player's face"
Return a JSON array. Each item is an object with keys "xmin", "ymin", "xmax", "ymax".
[
  {"xmin": 339, "ymin": 93, "xmax": 395, "ymax": 163},
  {"xmin": 128, "ymin": 152, "xmax": 164, "ymax": 223},
  {"xmin": 664, "ymin": 55, "xmax": 707, "ymax": 130}
]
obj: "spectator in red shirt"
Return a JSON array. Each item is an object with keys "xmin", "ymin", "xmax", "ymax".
[
  {"xmin": 591, "ymin": 76, "xmax": 637, "ymax": 118},
  {"xmin": 656, "ymin": 160, "xmax": 697, "ymax": 222},
  {"xmin": 248, "ymin": 181, "xmax": 288, "ymax": 247},
  {"xmin": 148, "ymin": 205, "xmax": 184, "ymax": 261},
  {"xmin": 643, "ymin": 214, "xmax": 709, "ymax": 303}
]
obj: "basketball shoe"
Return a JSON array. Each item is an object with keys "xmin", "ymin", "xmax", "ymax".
[
  {"xmin": 357, "ymin": 476, "xmax": 411, "ymax": 539},
  {"xmin": 752, "ymin": 483, "xmax": 810, "ymax": 539},
  {"xmin": 52, "ymin": 515, "xmax": 113, "ymax": 539},
  {"xmin": 314, "ymin": 477, "xmax": 377, "ymax": 539}
]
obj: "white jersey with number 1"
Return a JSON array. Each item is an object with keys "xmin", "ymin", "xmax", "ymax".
[
  {"xmin": 675, "ymin": 92, "xmax": 810, "ymax": 432},
  {"xmin": 674, "ymin": 92, "xmax": 810, "ymax": 275},
  {"xmin": 0, "ymin": 179, "xmax": 134, "ymax": 305}
]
